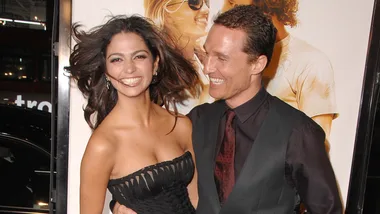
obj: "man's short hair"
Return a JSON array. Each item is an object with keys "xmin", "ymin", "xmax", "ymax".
[{"xmin": 214, "ymin": 5, "xmax": 277, "ymax": 66}]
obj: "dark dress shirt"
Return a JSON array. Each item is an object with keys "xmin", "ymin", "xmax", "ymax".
[{"xmin": 214, "ymin": 87, "xmax": 342, "ymax": 214}]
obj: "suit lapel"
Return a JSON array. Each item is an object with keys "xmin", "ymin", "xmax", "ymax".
[
  {"xmin": 220, "ymin": 101, "xmax": 280, "ymax": 214},
  {"xmin": 195, "ymin": 102, "xmax": 225, "ymax": 213}
]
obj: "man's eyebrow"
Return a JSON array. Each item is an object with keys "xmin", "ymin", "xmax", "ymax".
[
  {"xmin": 203, "ymin": 45, "xmax": 228, "ymax": 56},
  {"xmin": 215, "ymin": 51, "xmax": 229, "ymax": 59}
]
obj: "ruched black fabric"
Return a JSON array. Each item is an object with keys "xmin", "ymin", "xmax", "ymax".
[{"xmin": 108, "ymin": 151, "xmax": 196, "ymax": 214}]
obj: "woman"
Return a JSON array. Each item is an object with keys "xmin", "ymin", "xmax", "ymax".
[
  {"xmin": 144, "ymin": 0, "xmax": 214, "ymax": 114},
  {"xmin": 68, "ymin": 15, "xmax": 201, "ymax": 214}
]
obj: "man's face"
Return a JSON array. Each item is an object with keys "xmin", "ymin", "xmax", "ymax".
[
  {"xmin": 221, "ymin": 0, "xmax": 253, "ymax": 13},
  {"xmin": 203, "ymin": 24, "xmax": 259, "ymax": 107}
]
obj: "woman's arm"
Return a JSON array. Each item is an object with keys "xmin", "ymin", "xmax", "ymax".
[
  {"xmin": 186, "ymin": 142, "xmax": 199, "ymax": 209},
  {"xmin": 80, "ymin": 131, "xmax": 115, "ymax": 214},
  {"xmin": 177, "ymin": 116, "xmax": 199, "ymax": 208}
]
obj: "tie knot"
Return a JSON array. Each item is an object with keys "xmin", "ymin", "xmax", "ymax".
[{"xmin": 226, "ymin": 109, "xmax": 236, "ymax": 124}]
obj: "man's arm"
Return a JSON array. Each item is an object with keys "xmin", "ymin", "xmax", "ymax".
[
  {"xmin": 297, "ymin": 51, "xmax": 337, "ymax": 144},
  {"xmin": 312, "ymin": 114, "xmax": 333, "ymax": 152},
  {"xmin": 287, "ymin": 119, "xmax": 343, "ymax": 214},
  {"xmin": 312, "ymin": 114, "xmax": 332, "ymax": 138}
]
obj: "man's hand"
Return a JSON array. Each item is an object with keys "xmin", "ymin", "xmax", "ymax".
[{"xmin": 113, "ymin": 201, "xmax": 137, "ymax": 214}]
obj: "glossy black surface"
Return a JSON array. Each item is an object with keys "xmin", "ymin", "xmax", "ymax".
[
  {"xmin": 0, "ymin": 104, "xmax": 51, "ymax": 213},
  {"xmin": 346, "ymin": 0, "xmax": 380, "ymax": 213}
]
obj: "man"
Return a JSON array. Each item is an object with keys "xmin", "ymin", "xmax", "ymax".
[
  {"xmin": 113, "ymin": 5, "xmax": 342, "ymax": 214},
  {"xmin": 221, "ymin": 0, "xmax": 338, "ymax": 152}
]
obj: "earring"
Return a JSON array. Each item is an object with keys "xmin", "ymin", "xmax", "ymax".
[
  {"xmin": 151, "ymin": 73, "xmax": 158, "ymax": 84},
  {"xmin": 105, "ymin": 76, "xmax": 111, "ymax": 90}
]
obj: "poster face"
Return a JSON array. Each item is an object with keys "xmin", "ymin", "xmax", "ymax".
[
  {"xmin": 142, "ymin": 0, "xmax": 215, "ymax": 115},
  {"xmin": 69, "ymin": 0, "xmax": 375, "ymax": 213}
]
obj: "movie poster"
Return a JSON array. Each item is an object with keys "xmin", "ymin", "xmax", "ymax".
[{"xmin": 68, "ymin": 1, "xmax": 375, "ymax": 213}]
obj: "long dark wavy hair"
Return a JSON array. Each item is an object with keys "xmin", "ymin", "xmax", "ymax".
[{"xmin": 67, "ymin": 15, "xmax": 202, "ymax": 130}]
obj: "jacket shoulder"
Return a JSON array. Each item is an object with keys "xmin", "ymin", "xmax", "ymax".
[
  {"xmin": 187, "ymin": 100, "xmax": 224, "ymax": 122},
  {"xmin": 272, "ymin": 96, "xmax": 323, "ymax": 131}
]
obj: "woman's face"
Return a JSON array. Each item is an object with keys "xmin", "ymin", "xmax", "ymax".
[
  {"xmin": 164, "ymin": 0, "xmax": 210, "ymax": 40},
  {"xmin": 105, "ymin": 32, "xmax": 159, "ymax": 99},
  {"xmin": 221, "ymin": 0, "xmax": 252, "ymax": 13}
]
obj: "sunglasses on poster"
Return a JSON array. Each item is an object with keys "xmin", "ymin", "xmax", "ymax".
[{"xmin": 164, "ymin": 0, "xmax": 210, "ymax": 13}]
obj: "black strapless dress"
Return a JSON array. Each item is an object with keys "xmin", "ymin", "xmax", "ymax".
[{"xmin": 108, "ymin": 151, "xmax": 196, "ymax": 214}]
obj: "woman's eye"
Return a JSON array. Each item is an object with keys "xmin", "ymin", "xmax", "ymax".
[
  {"xmin": 135, "ymin": 55, "xmax": 147, "ymax": 60},
  {"xmin": 110, "ymin": 58, "xmax": 122, "ymax": 63}
]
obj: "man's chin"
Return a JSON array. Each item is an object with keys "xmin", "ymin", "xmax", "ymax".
[{"xmin": 208, "ymin": 91, "xmax": 224, "ymax": 101}]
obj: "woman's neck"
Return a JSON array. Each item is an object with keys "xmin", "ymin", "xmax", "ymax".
[{"xmin": 112, "ymin": 91, "xmax": 156, "ymax": 127}]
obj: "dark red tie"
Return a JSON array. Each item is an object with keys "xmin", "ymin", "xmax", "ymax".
[{"xmin": 215, "ymin": 109, "xmax": 236, "ymax": 204}]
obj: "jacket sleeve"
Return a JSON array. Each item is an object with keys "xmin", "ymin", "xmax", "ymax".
[{"xmin": 286, "ymin": 119, "xmax": 343, "ymax": 214}]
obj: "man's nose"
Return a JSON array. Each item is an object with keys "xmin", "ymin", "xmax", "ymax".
[{"xmin": 203, "ymin": 56, "xmax": 215, "ymax": 75}]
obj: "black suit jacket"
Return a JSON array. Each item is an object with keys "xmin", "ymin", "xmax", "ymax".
[{"xmin": 188, "ymin": 97, "xmax": 313, "ymax": 214}]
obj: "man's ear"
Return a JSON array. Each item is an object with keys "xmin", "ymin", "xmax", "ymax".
[{"xmin": 250, "ymin": 55, "xmax": 268, "ymax": 75}]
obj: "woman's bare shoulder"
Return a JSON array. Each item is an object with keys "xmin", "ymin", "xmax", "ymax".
[
  {"xmin": 174, "ymin": 115, "xmax": 192, "ymax": 133},
  {"xmin": 155, "ymin": 105, "xmax": 192, "ymax": 133},
  {"xmin": 80, "ymin": 124, "xmax": 116, "ymax": 182},
  {"xmin": 85, "ymin": 123, "xmax": 117, "ymax": 157}
]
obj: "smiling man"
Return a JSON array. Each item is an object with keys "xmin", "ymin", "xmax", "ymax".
[{"xmin": 190, "ymin": 5, "xmax": 342, "ymax": 214}]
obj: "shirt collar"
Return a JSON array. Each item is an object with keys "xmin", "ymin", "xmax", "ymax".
[{"xmin": 223, "ymin": 87, "xmax": 269, "ymax": 123}]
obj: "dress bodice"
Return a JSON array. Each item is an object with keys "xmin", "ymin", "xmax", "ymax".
[{"xmin": 108, "ymin": 151, "xmax": 196, "ymax": 214}]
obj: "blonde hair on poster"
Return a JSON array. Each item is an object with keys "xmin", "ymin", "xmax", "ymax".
[{"xmin": 144, "ymin": 0, "xmax": 168, "ymax": 30}]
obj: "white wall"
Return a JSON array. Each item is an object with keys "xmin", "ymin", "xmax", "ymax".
[{"xmin": 68, "ymin": 0, "xmax": 375, "ymax": 213}]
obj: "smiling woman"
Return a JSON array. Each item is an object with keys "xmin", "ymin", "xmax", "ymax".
[
  {"xmin": 66, "ymin": 15, "xmax": 201, "ymax": 214},
  {"xmin": 105, "ymin": 33, "xmax": 159, "ymax": 98},
  {"xmin": 68, "ymin": 15, "xmax": 202, "ymax": 129}
]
